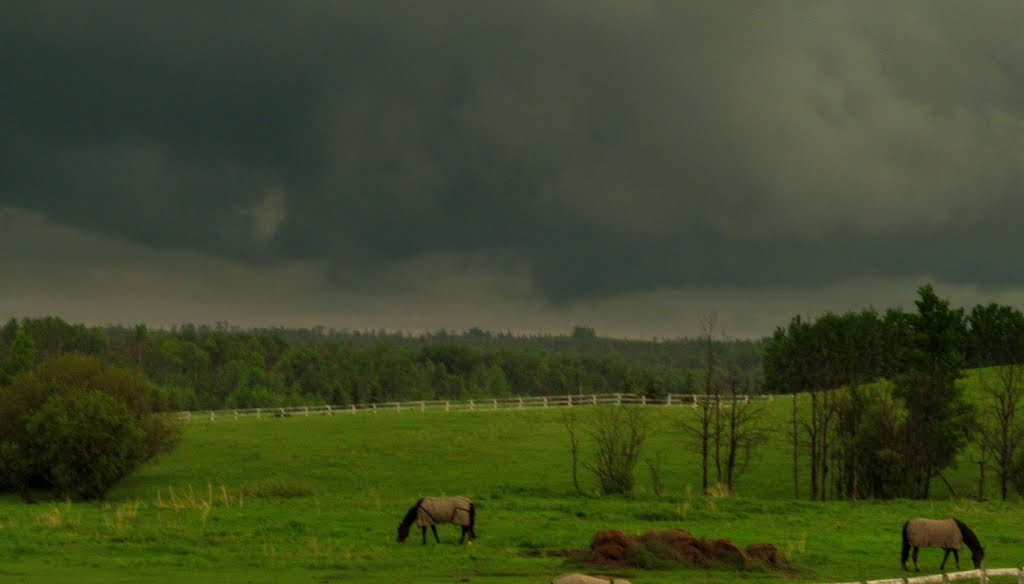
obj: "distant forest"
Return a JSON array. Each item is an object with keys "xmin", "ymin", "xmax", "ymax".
[
  {"xmin": 4, "ymin": 289, "xmax": 1024, "ymax": 412},
  {"xmin": 0, "ymin": 317, "xmax": 764, "ymax": 411},
  {"xmin": 764, "ymin": 294, "xmax": 1024, "ymax": 393}
]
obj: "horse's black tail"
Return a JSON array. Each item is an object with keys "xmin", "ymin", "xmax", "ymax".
[
  {"xmin": 901, "ymin": 520, "xmax": 911, "ymax": 566},
  {"xmin": 469, "ymin": 502, "xmax": 477, "ymax": 540}
]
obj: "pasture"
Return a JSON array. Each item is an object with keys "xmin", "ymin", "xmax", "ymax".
[{"xmin": 1, "ymin": 372, "xmax": 1023, "ymax": 583}]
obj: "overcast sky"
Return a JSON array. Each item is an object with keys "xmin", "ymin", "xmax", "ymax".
[{"xmin": 2, "ymin": 2, "xmax": 1024, "ymax": 339}]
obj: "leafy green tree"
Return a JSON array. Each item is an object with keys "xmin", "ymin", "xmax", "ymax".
[
  {"xmin": 467, "ymin": 363, "xmax": 511, "ymax": 398},
  {"xmin": 893, "ymin": 284, "xmax": 974, "ymax": 498},
  {"xmin": 0, "ymin": 355, "xmax": 181, "ymax": 500},
  {"xmin": 976, "ymin": 364, "xmax": 1024, "ymax": 500},
  {"xmin": 274, "ymin": 345, "xmax": 337, "ymax": 402},
  {"xmin": 966, "ymin": 303, "xmax": 1024, "ymax": 367},
  {"xmin": 1, "ymin": 329, "xmax": 36, "ymax": 385},
  {"xmin": 26, "ymin": 390, "xmax": 146, "ymax": 500},
  {"xmin": 832, "ymin": 385, "xmax": 908, "ymax": 499}
]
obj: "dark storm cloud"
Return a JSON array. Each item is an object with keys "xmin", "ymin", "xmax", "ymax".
[{"xmin": 3, "ymin": 1, "xmax": 1023, "ymax": 303}]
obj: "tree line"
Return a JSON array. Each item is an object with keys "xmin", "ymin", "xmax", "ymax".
[
  {"xmin": 6, "ymin": 283, "xmax": 1024, "ymax": 503},
  {"xmin": 0, "ymin": 317, "xmax": 763, "ymax": 411},
  {"xmin": 764, "ymin": 284, "xmax": 1024, "ymax": 501}
]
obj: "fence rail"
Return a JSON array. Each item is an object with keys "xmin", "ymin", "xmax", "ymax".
[
  {"xmin": 826, "ymin": 567, "xmax": 1023, "ymax": 584},
  {"xmin": 172, "ymin": 392, "xmax": 775, "ymax": 423}
]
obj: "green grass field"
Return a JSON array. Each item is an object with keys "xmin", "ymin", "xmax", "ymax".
[{"xmin": 1, "ymin": 370, "xmax": 1023, "ymax": 583}]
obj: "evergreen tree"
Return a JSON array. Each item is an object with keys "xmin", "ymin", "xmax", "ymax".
[{"xmin": 893, "ymin": 284, "xmax": 974, "ymax": 498}]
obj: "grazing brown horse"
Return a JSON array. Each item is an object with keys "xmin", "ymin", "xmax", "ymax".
[
  {"xmin": 397, "ymin": 496, "xmax": 476, "ymax": 544},
  {"xmin": 901, "ymin": 518, "xmax": 984, "ymax": 571}
]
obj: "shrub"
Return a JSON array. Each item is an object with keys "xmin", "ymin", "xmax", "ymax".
[
  {"xmin": 0, "ymin": 355, "xmax": 182, "ymax": 500},
  {"xmin": 585, "ymin": 406, "xmax": 648, "ymax": 495},
  {"xmin": 26, "ymin": 390, "xmax": 146, "ymax": 500}
]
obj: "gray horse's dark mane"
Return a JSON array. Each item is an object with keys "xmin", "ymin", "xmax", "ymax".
[
  {"xmin": 400, "ymin": 497, "xmax": 424, "ymax": 527},
  {"xmin": 953, "ymin": 518, "xmax": 983, "ymax": 556},
  {"xmin": 396, "ymin": 497, "xmax": 425, "ymax": 541}
]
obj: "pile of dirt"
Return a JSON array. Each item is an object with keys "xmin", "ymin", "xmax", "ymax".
[{"xmin": 584, "ymin": 528, "xmax": 789, "ymax": 570}]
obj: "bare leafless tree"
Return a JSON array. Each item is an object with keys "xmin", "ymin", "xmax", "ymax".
[
  {"xmin": 698, "ymin": 313, "xmax": 721, "ymax": 492},
  {"xmin": 644, "ymin": 449, "xmax": 667, "ymax": 497},
  {"xmin": 562, "ymin": 411, "xmax": 583, "ymax": 494},
  {"xmin": 585, "ymin": 406, "xmax": 648, "ymax": 495},
  {"xmin": 721, "ymin": 366, "xmax": 772, "ymax": 490},
  {"xmin": 977, "ymin": 364, "xmax": 1024, "ymax": 500}
]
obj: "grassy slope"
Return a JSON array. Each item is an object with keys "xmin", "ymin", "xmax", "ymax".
[{"xmin": 1, "ymin": 369, "xmax": 1022, "ymax": 583}]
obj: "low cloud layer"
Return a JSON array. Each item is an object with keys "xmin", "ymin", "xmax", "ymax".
[{"xmin": 2, "ymin": 2, "xmax": 1023, "ymax": 336}]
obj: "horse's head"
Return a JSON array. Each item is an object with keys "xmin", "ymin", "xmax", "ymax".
[
  {"xmin": 396, "ymin": 522, "xmax": 411, "ymax": 543},
  {"xmin": 972, "ymin": 547, "xmax": 985, "ymax": 569}
]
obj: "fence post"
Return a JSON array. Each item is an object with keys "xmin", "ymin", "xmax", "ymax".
[
  {"xmin": 591, "ymin": 394, "xmax": 597, "ymax": 405},
  {"xmin": 519, "ymin": 396, "xmax": 524, "ymax": 408},
  {"xmin": 1017, "ymin": 566, "xmax": 1023, "ymax": 584},
  {"xmin": 568, "ymin": 395, "xmax": 573, "ymax": 407},
  {"xmin": 234, "ymin": 409, "xmax": 239, "ymax": 420},
  {"xmin": 326, "ymin": 405, "xmax": 332, "ymax": 416},
  {"xmin": 641, "ymin": 395, "xmax": 647, "ymax": 406},
  {"xmin": 616, "ymin": 393, "xmax": 621, "ymax": 406},
  {"xmin": 667, "ymin": 395, "xmax": 672, "ymax": 406},
  {"xmin": 396, "ymin": 402, "xmax": 401, "ymax": 413},
  {"xmin": 692, "ymin": 395, "xmax": 698, "ymax": 408},
  {"xmin": 543, "ymin": 396, "xmax": 548, "ymax": 408},
  {"xmin": 445, "ymin": 401, "xmax": 450, "ymax": 412},
  {"xmin": 470, "ymin": 399, "xmax": 475, "ymax": 411},
  {"xmin": 351, "ymin": 404, "xmax": 356, "ymax": 414},
  {"xmin": 421, "ymin": 401, "xmax": 426, "ymax": 412},
  {"xmin": 981, "ymin": 568, "xmax": 988, "ymax": 584},
  {"xmin": 492, "ymin": 399, "xmax": 498, "ymax": 410},
  {"xmin": 304, "ymin": 406, "xmax": 310, "ymax": 417},
  {"xmin": 372, "ymin": 403, "xmax": 377, "ymax": 414},
  {"xmin": 209, "ymin": 410, "xmax": 215, "ymax": 422}
]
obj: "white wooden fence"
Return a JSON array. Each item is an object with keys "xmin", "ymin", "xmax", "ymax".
[
  {"xmin": 826, "ymin": 567, "xmax": 1024, "ymax": 584},
  {"xmin": 173, "ymin": 392, "xmax": 774, "ymax": 423}
]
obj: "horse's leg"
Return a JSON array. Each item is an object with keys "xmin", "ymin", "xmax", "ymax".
[
  {"xmin": 912, "ymin": 547, "xmax": 920, "ymax": 571},
  {"xmin": 459, "ymin": 526, "xmax": 467, "ymax": 544},
  {"xmin": 421, "ymin": 526, "xmax": 427, "ymax": 544},
  {"xmin": 431, "ymin": 525, "xmax": 440, "ymax": 543},
  {"xmin": 940, "ymin": 549, "xmax": 949, "ymax": 570},
  {"xmin": 952, "ymin": 549, "xmax": 959, "ymax": 570}
]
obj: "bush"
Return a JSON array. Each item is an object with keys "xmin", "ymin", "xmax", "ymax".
[
  {"xmin": 0, "ymin": 355, "xmax": 182, "ymax": 500},
  {"xmin": 26, "ymin": 390, "xmax": 146, "ymax": 499},
  {"xmin": 585, "ymin": 406, "xmax": 648, "ymax": 495}
]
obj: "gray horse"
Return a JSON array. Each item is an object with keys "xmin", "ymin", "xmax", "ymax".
[
  {"xmin": 901, "ymin": 518, "xmax": 984, "ymax": 571},
  {"xmin": 397, "ymin": 496, "xmax": 476, "ymax": 544}
]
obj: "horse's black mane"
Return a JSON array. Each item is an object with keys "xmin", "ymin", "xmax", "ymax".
[
  {"xmin": 400, "ymin": 497, "xmax": 423, "ymax": 527},
  {"xmin": 953, "ymin": 518, "xmax": 984, "ymax": 555}
]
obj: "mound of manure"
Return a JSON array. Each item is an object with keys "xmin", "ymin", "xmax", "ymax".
[{"xmin": 577, "ymin": 528, "xmax": 791, "ymax": 571}]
